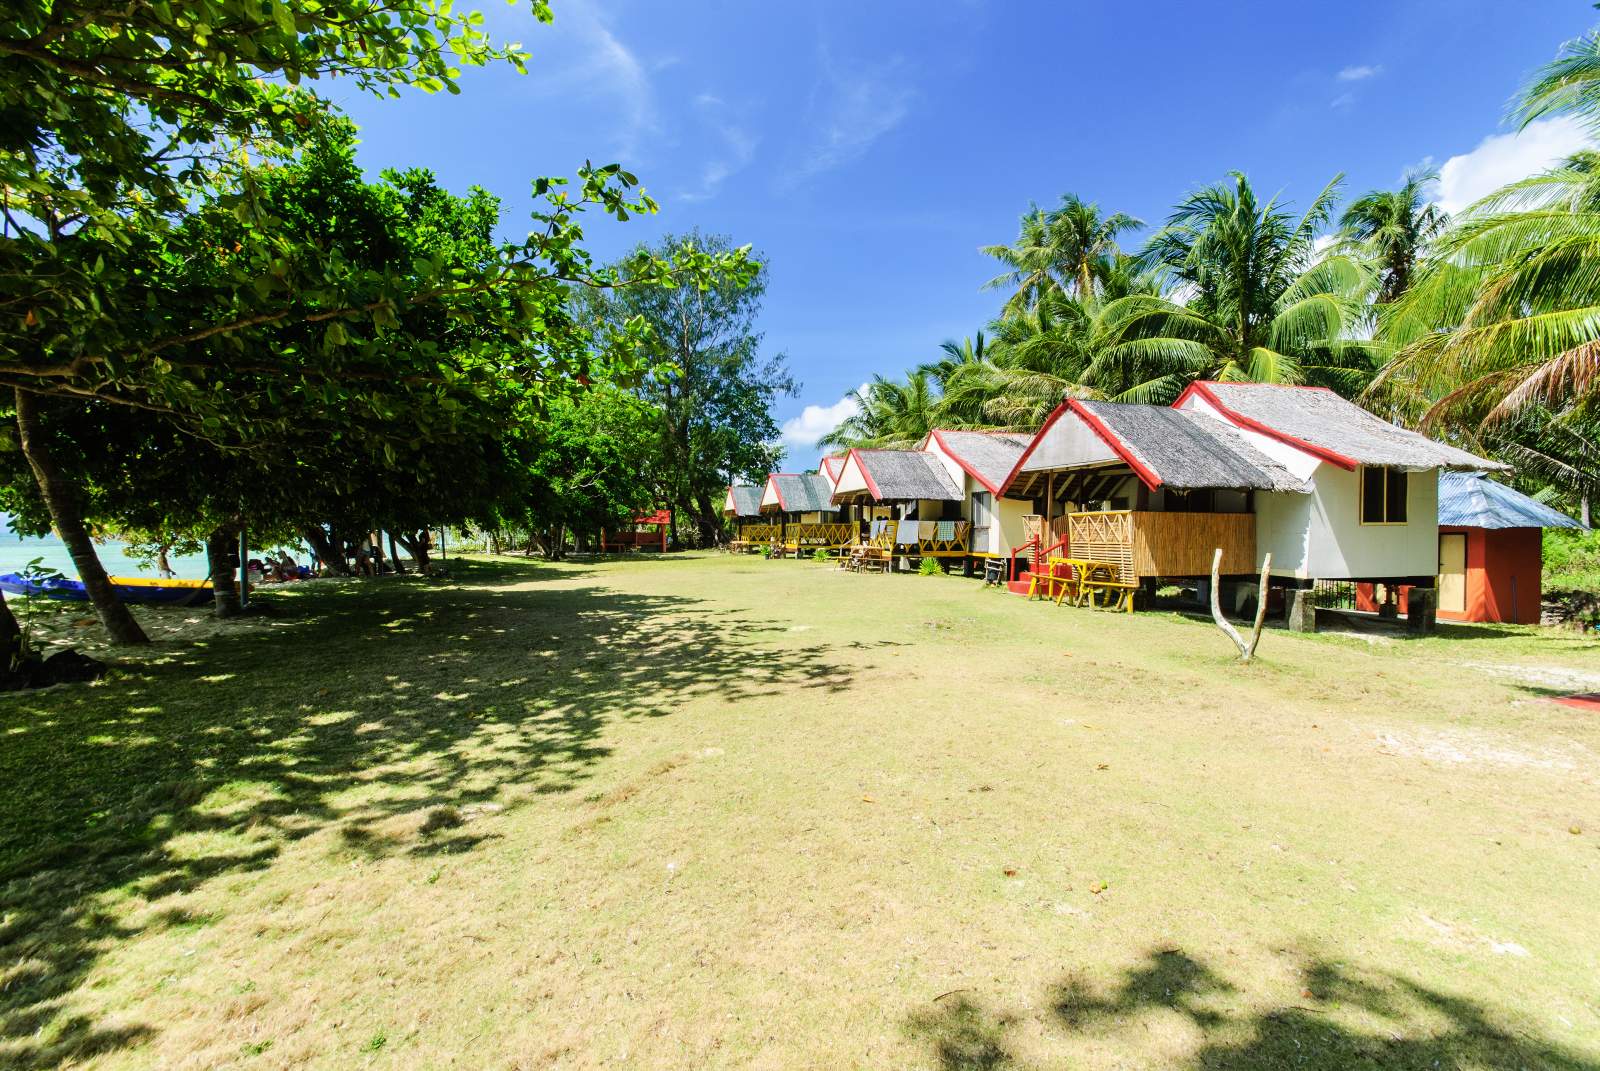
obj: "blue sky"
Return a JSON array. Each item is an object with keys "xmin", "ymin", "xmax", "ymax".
[{"xmin": 333, "ymin": 1, "xmax": 1597, "ymax": 469}]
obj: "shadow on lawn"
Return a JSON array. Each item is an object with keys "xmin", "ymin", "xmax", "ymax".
[
  {"xmin": 0, "ymin": 557, "xmax": 856, "ymax": 1068},
  {"xmin": 906, "ymin": 947, "xmax": 1596, "ymax": 1071}
]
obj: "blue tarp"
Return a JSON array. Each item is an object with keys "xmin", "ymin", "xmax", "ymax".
[{"xmin": 1438, "ymin": 471, "xmax": 1583, "ymax": 530}]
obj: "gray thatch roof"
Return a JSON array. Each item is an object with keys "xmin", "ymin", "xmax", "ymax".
[
  {"xmin": 930, "ymin": 430, "xmax": 1032, "ymax": 494},
  {"xmin": 854, "ymin": 450, "xmax": 964, "ymax": 501},
  {"xmin": 1077, "ymin": 401, "xmax": 1308, "ymax": 492},
  {"xmin": 1439, "ymin": 472, "xmax": 1583, "ymax": 529},
  {"xmin": 725, "ymin": 484, "xmax": 762, "ymax": 518},
  {"xmin": 1196, "ymin": 382, "xmax": 1504, "ymax": 471},
  {"xmin": 767, "ymin": 472, "xmax": 835, "ymax": 513}
]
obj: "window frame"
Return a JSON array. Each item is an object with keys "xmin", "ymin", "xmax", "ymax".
[{"xmin": 1358, "ymin": 465, "xmax": 1409, "ymax": 526}]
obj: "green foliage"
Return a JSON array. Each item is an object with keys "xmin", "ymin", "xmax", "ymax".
[
  {"xmin": 1543, "ymin": 528, "xmax": 1600, "ymax": 593},
  {"xmin": 583, "ymin": 232, "xmax": 793, "ymax": 545},
  {"xmin": 918, "ymin": 556, "xmax": 942, "ymax": 576},
  {"xmin": 811, "ymin": 548, "xmax": 829, "ymax": 562}
]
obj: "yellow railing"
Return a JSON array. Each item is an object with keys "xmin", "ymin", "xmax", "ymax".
[
  {"xmin": 867, "ymin": 520, "xmax": 970, "ymax": 555},
  {"xmin": 786, "ymin": 522, "xmax": 854, "ymax": 547},
  {"xmin": 739, "ymin": 523, "xmax": 783, "ymax": 545}
]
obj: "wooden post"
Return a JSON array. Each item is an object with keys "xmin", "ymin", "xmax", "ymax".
[{"xmin": 1211, "ymin": 547, "xmax": 1272, "ymax": 661}]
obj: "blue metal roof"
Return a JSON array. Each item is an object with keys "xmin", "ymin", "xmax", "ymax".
[{"xmin": 1438, "ymin": 471, "xmax": 1584, "ymax": 530}]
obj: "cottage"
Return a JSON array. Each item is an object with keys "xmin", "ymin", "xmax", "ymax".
[
  {"xmin": 1356, "ymin": 472, "xmax": 1583, "ymax": 624},
  {"xmin": 829, "ymin": 448, "xmax": 969, "ymax": 558},
  {"xmin": 917, "ymin": 430, "xmax": 1035, "ymax": 558},
  {"xmin": 722, "ymin": 483, "xmax": 775, "ymax": 550},
  {"xmin": 760, "ymin": 472, "xmax": 851, "ymax": 553},
  {"xmin": 1001, "ymin": 382, "xmax": 1502, "ymax": 619}
]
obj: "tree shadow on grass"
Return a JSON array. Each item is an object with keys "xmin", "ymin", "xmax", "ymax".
[
  {"xmin": 0, "ymin": 557, "xmax": 857, "ymax": 1068},
  {"xmin": 906, "ymin": 948, "xmax": 1597, "ymax": 1071}
]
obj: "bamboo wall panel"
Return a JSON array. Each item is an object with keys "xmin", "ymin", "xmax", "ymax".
[
  {"xmin": 788, "ymin": 522, "xmax": 854, "ymax": 546},
  {"xmin": 1130, "ymin": 511, "xmax": 1255, "ymax": 577}
]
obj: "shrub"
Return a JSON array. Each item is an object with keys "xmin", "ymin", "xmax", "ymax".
[
  {"xmin": 918, "ymin": 557, "xmax": 942, "ymax": 576},
  {"xmin": 812, "ymin": 548, "xmax": 829, "ymax": 562}
]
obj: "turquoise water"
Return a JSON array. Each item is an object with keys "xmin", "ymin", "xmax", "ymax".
[{"xmin": 0, "ymin": 531, "xmax": 213, "ymax": 579}]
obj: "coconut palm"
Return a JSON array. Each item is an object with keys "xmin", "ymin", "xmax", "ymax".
[
  {"xmin": 817, "ymin": 371, "xmax": 940, "ymax": 451},
  {"xmin": 980, "ymin": 206, "xmax": 1062, "ymax": 315},
  {"xmin": 1514, "ymin": 28, "xmax": 1600, "ymax": 133},
  {"xmin": 1378, "ymin": 151, "xmax": 1600, "ymax": 426},
  {"xmin": 919, "ymin": 333, "xmax": 986, "ymax": 391},
  {"xmin": 1089, "ymin": 172, "xmax": 1383, "ymax": 402},
  {"xmin": 1340, "ymin": 167, "xmax": 1448, "ymax": 304},
  {"xmin": 1049, "ymin": 194, "xmax": 1143, "ymax": 303},
  {"xmin": 936, "ymin": 292, "xmax": 1102, "ymax": 429},
  {"xmin": 981, "ymin": 196, "xmax": 1142, "ymax": 315}
]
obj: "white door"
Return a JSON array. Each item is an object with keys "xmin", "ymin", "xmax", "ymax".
[
  {"xmin": 1438, "ymin": 533, "xmax": 1467, "ymax": 614},
  {"xmin": 970, "ymin": 491, "xmax": 993, "ymax": 555}
]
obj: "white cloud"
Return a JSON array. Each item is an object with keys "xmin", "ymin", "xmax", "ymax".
[
  {"xmin": 1337, "ymin": 64, "xmax": 1381, "ymax": 82},
  {"xmin": 781, "ymin": 386, "xmax": 866, "ymax": 448},
  {"xmin": 521, "ymin": 1, "xmax": 655, "ymax": 162},
  {"xmin": 1330, "ymin": 91, "xmax": 1356, "ymax": 111},
  {"xmin": 680, "ymin": 94, "xmax": 759, "ymax": 203},
  {"xmin": 1432, "ymin": 116, "xmax": 1595, "ymax": 213},
  {"xmin": 783, "ymin": 52, "xmax": 914, "ymax": 188}
]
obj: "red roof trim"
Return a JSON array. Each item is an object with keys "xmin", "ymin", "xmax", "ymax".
[
  {"xmin": 997, "ymin": 403, "xmax": 1071, "ymax": 494},
  {"xmin": 929, "ymin": 428, "xmax": 1004, "ymax": 496},
  {"xmin": 1065, "ymin": 399, "xmax": 1164, "ymax": 490},
  {"xmin": 1175, "ymin": 381, "xmax": 1358, "ymax": 471}
]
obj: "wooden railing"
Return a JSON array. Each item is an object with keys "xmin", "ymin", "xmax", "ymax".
[
  {"xmin": 1065, "ymin": 509, "xmax": 1256, "ymax": 581},
  {"xmin": 867, "ymin": 520, "xmax": 971, "ymax": 555},
  {"xmin": 739, "ymin": 523, "xmax": 783, "ymax": 545},
  {"xmin": 786, "ymin": 522, "xmax": 854, "ymax": 547}
]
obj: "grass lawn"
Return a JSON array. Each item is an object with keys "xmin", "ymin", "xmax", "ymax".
[{"xmin": 2, "ymin": 552, "xmax": 1598, "ymax": 1070}]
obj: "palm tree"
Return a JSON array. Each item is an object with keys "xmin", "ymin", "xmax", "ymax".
[
  {"xmin": 817, "ymin": 371, "xmax": 940, "ymax": 451},
  {"xmin": 1089, "ymin": 172, "xmax": 1383, "ymax": 402},
  {"xmin": 980, "ymin": 206, "xmax": 1061, "ymax": 315},
  {"xmin": 919, "ymin": 333, "xmax": 986, "ymax": 391},
  {"xmin": 1340, "ymin": 167, "xmax": 1448, "ymax": 304},
  {"xmin": 1514, "ymin": 28, "xmax": 1600, "ymax": 133},
  {"xmin": 937, "ymin": 292, "xmax": 1102, "ymax": 429},
  {"xmin": 980, "ymin": 196, "xmax": 1142, "ymax": 314},
  {"xmin": 1049, "ymin": 194, "xmax": 1143, "ymax": 302},
  {"xmin": 1378, "ymin": 151, "xmax": 1600, "ymax": 426}
]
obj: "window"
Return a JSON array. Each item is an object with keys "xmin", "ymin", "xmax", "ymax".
[{"xmin": 1359, "ymin": 466, "xmax": 1408, "ymax": 524}]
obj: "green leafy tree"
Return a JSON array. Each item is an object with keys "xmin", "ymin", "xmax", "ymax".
[
  {"xmin": 980, "ymin": 195, "xmax": 1141, "ymax": 314},
  {"xmin": 585, "ymin": 233, "xmax": 794, "ymax": 546}
]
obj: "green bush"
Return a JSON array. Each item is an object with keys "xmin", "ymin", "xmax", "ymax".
[
  {"xmin": 1544, "ymin": 528, "xmax": 1600, "ymax": 593},
  {"xmin": 918, "ymin": 557, "xmax": 942, "ymax": 576},
  {"xmin": 812, "ymin": 548, "xmax": 829, "ymax": 562},
  {"xmin": 760, "ymin": 545, "xmax": 774, "ymax": 560}
]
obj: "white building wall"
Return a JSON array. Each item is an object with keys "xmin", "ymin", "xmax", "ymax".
[{"xmin": 994, "ymin": 494, "xmax": 1033, "ymax": 556}]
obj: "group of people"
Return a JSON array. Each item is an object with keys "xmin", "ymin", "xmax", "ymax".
[{"xmin": 246, "ymin": 551, "xmax": 306, "ymax": 584}]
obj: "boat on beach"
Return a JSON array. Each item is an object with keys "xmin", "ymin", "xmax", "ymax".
[{"xmin": 0, "ymin": 573, "xmax": 213, "ymax": 606}]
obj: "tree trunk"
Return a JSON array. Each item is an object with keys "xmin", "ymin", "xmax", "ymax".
[
  {"xmin": 13, "ymin": 388, "xmax": 149, "ymax": 644},
  {"xmin": 693, "ymin": 489, "xmax": 720, "ymax": 547},
  {"xmin": 0, "ymin": 588, "xmax": 23, "ymax": 672},
  {"xmin": 302, "ymin": 525, "xmax": 349, "ymax": 575},
  {"xmin": 1582, "ymin": 493, "xmax": 1592, "ymax": 530},
  {"xmin": 207, "ymin": 526, "xmax": 242, "ymax": 617},
  {"xmin": 388, "ymin": 532, "xmax": 406, "ymax": 574},
  {"xmin": 394, "ymin": 533, "xmax": 431, "ymax": 574}
]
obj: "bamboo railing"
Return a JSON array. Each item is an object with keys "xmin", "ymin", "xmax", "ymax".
[{"xmin": 739, "ymin": 523, "xmax": 783, "ymax": 545}]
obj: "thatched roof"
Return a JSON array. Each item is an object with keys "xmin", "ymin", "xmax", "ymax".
[
  {"xmin": 1439, "ymin": 472, "xmax": 1583, "ymax": 529},
  {"xmin": 927, "ymin": 430, "xmax": 1032, "ymax": 495},
  {"xmin": 1074, "ymin": 401, "xmax": 1308, "ymax": 492},
  {"xmin": 1183, "ymin": 382, "xmax": 1504, "ymax": 471},
  {"xmin": 840, "ymin": 449, "xmax": 963, "ymax": 502},
  {"xmin": 724, "ymin": 484, "xmax": 762, "ymax": 518},
  {"xmin": 763, "ymin": 472, "xmax": 835, "ymax": 513},
  {"xmin": 819, "ymin": 455, "xmax": 845, "ymax": 487}
]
